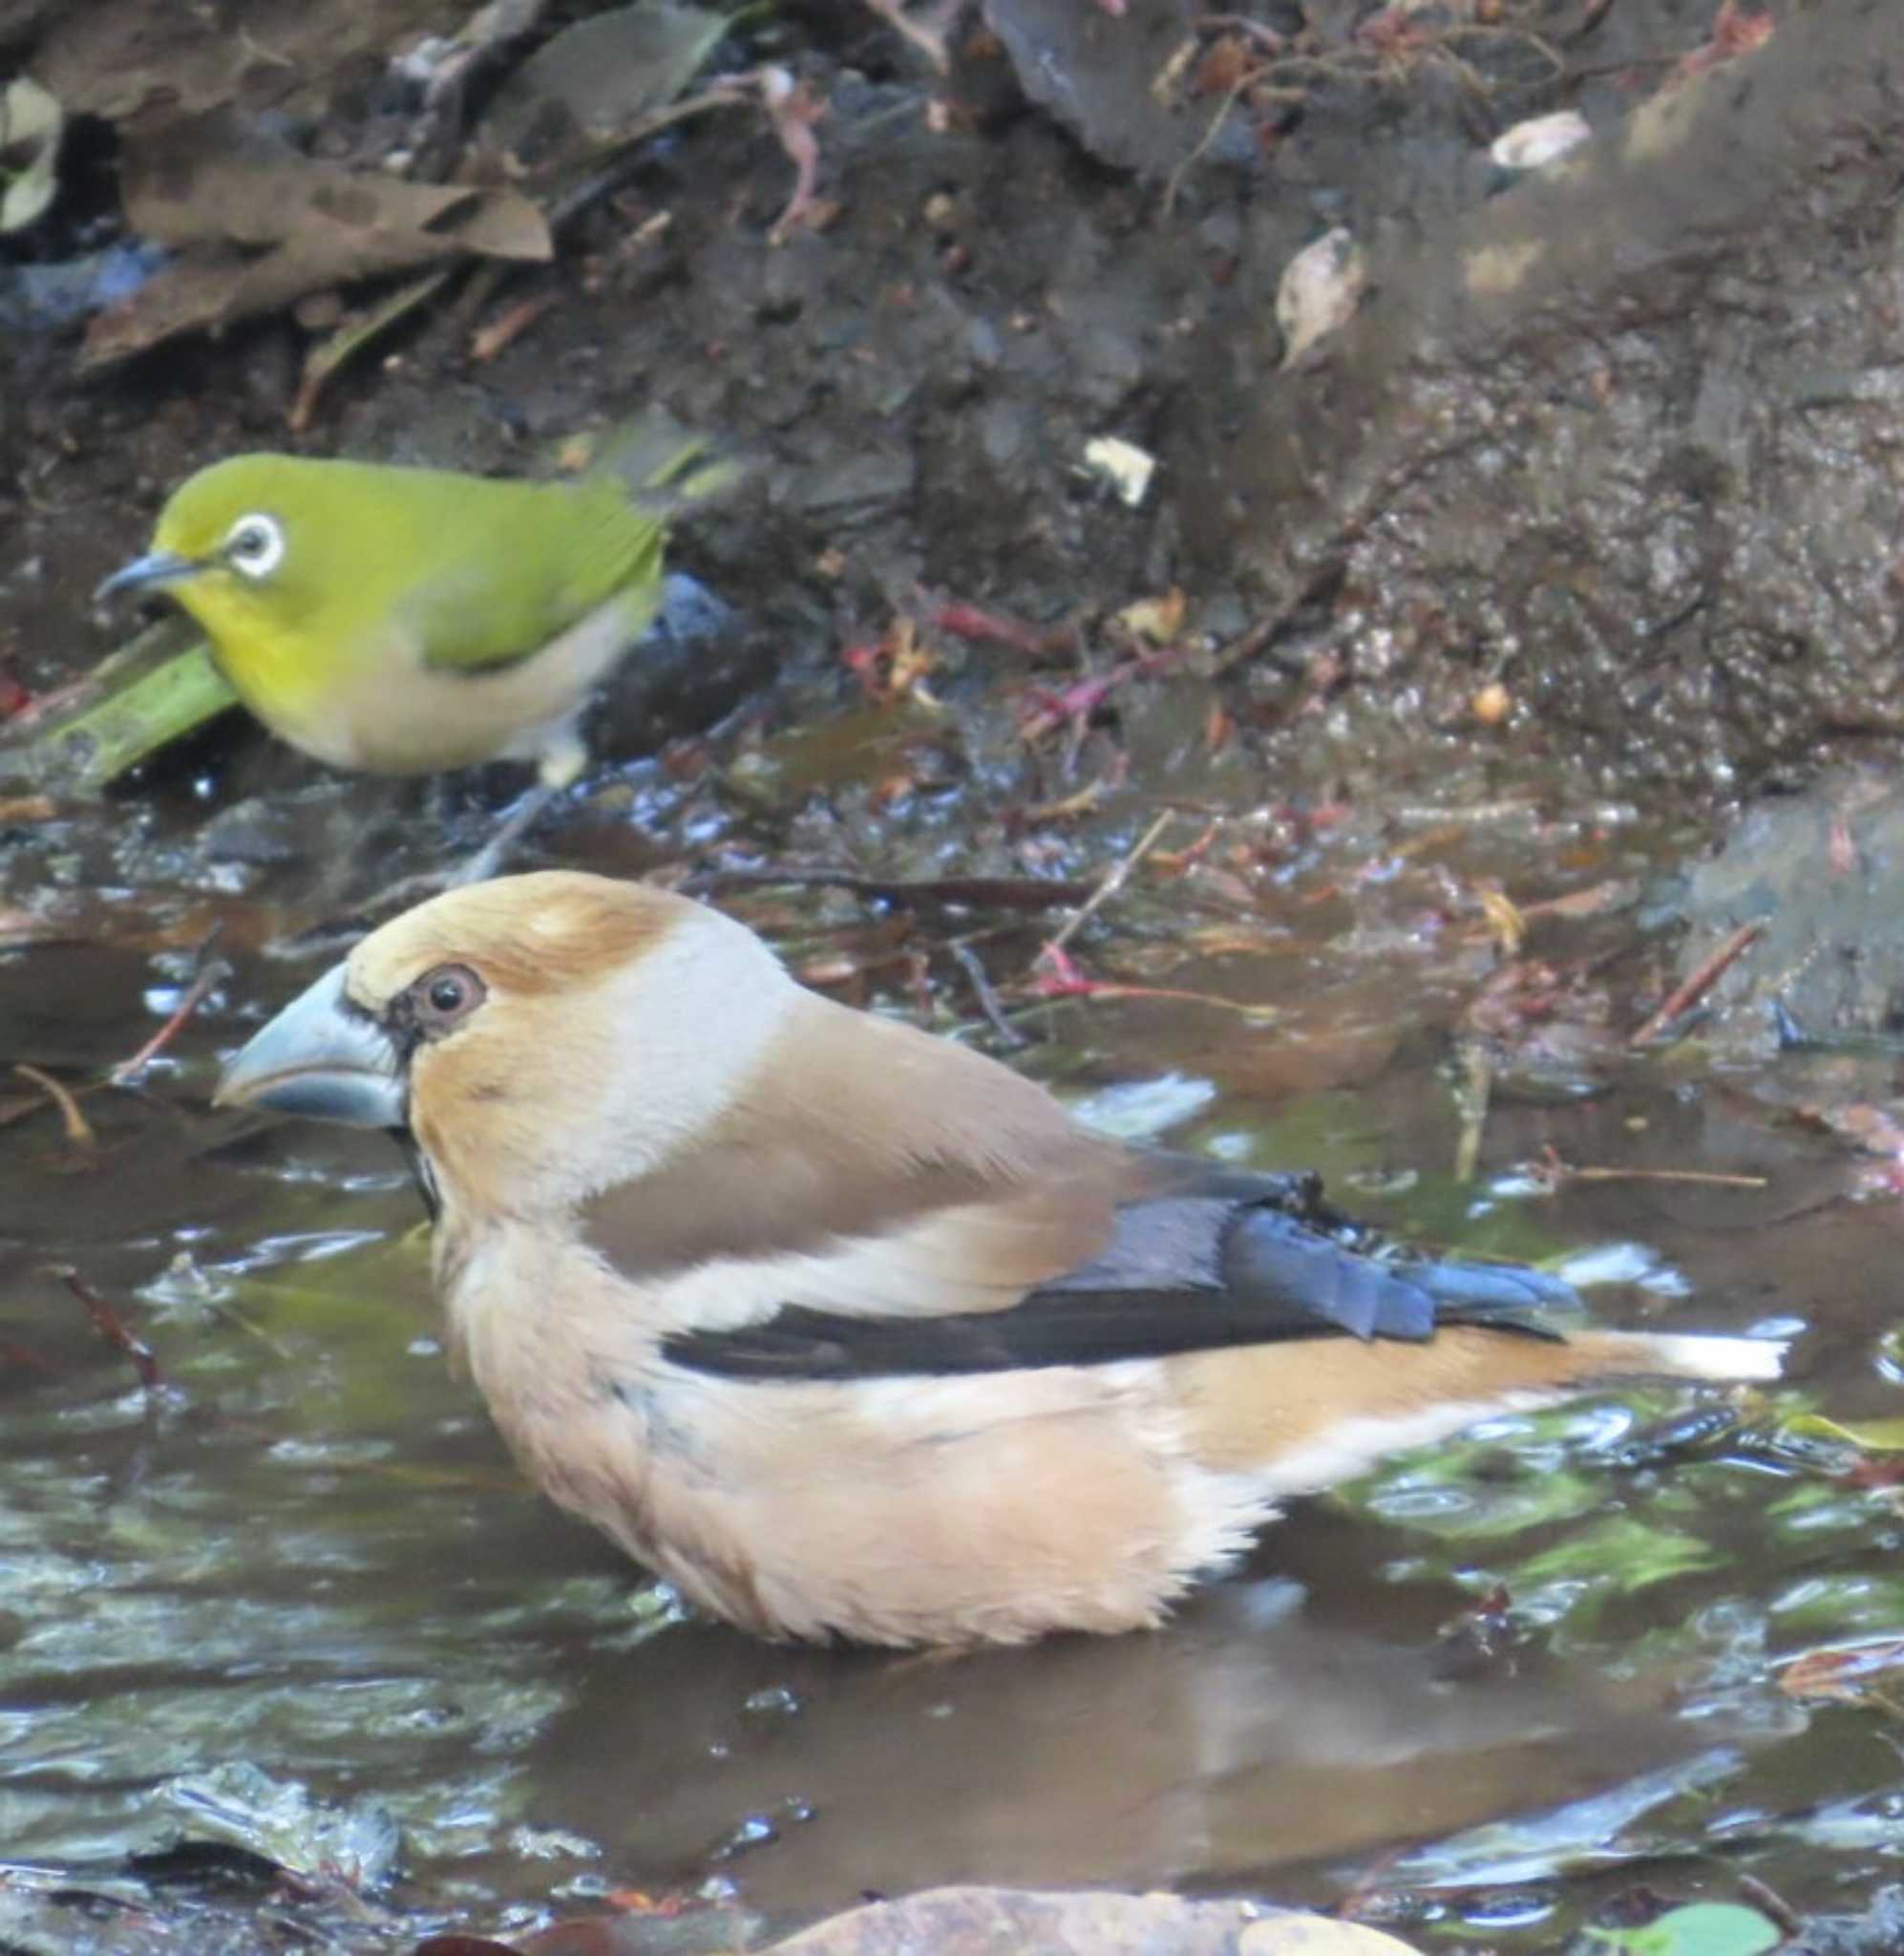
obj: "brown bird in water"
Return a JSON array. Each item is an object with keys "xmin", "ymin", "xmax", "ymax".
[{"xmin": 217, "ymin": 872, "xmax": 1785, "ymax": 1647}]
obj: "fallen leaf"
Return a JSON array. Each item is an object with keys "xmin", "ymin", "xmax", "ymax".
[
  {"xmin": 84, "ymin": 110, "xmax": 550, "ymax": 368},
  {"xmin": 1276, "ymin": 226, "xmax": 1366, "ymax": 368},
  {"xmin": 32, "ymin": 0, "xmax": 465, "ymax": 138},
  {"xmin": 1115, "ymin": 587, "xmax": 1187, "ymax": 643},
  {"xmin": 1489, "ymin": 108, "xmax": 1590, "ymax": 171},
  {"xmin": 0, "ymin": 74, "xmax": 63, "ymax": 233},
  {"xmin": 1581, "ymin": 1900, "xmax": 1780, "ymax": 1956},
  {"xmin": 1782, "ymin": 1412, "xmax": 1904, "ymax": 1453},
  {"xmin": 1779, "ymin": 1640, "xmax": 1904, "ymax": 1701},
  {"xmin": 477, "ymin": 0, "xmax": 730, "ymax": 178}
]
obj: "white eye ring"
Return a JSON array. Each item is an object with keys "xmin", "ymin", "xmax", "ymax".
[{"xmin": 222, "ymin": 511, "xmax": 286, "ymax": 581}]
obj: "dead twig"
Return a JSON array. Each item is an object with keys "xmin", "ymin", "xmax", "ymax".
[
  {"xmin": 1042, "ymin": 810, "xmax": 1177, "ymax": 962},
  {"xmin": 1209, "ymin": 612, "xmax": 1284, "ymax": 675},
  {"xmin": 691, "ymin": 867, "xmax": 1095, "ymax": 911},
  {"xmin": 1451, "ymin": 1046, "xmax": 1492, "ymax": 1185},
  {"xmin": 1629, "ymin": 920, "xmax": 1765, "ymax": 1049},
  {"xmin": 1162, "ymin": 15, "xmax": 1566, "ymax": 215},
  {"xmin": 1733, "ymin": 1874, "xmax": 1804, "ymax": 1942},
  {"xmin": 1016, "ymin": 777, "xmax": 1111, "ymax": 825},
  {"xmin": 470, "ymin": 290, "xmax": 559, "ymax": 363},
  {"xmin": 289, "ymin": 266, "xmax": 454, "ymax": 434},
  {"xmin": 47, "ymin": 1265, "xmax": 162, "ymax": 1393},
  {"xmin": 759, "ymin": 67, "xmax": 828, "ymax": 245},
  {"xmin": 1527, "ymin": 1147, "xmax": 1768, "ymax": 1191},
  {"xmin": 860, "ymin": 0, "xmax": 956, "ymax": 72},
  {"xmin": 109, "ymin": 945, "xmax": 231, "ymax": 1086},
  {"xmin": 928, "ymin": 599, "xmax": 1082, "ymax": 664},
  {"xmin": 1022, "ymin": 944, "xmax": 1277, "ymax": 1020},
  {"xmin": 1164, "ymin": 67, "xmax": 1256, "ymax": 216},
  {"xmin": 13, "ymin": 1064, "xmax": 95, "ymax": 1150}
]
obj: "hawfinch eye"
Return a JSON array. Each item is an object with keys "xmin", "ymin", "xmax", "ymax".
[{"xmin": 410, "ymin": 964, "xmax": 486, "ymax": 1032}]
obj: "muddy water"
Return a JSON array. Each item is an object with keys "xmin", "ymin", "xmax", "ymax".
[{"xmin": 2, "ymin": 751, "xmax": 1898, "ymax": 1952}]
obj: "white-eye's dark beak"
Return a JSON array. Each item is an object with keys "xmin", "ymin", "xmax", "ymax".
[
  {"xmin": 95, "ymin": 549, "xmax": 201, "ymax": 605},
  {"xmin": 216, "ymin": 964, "xmax": 407, "ymax": 1129}
]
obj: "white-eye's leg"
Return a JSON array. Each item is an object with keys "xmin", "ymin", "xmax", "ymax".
[
  {"xmin": 454, "ymin": 780, "xmax": 558, "ymax": 885},
  {"xmin": 453, "ymin": 721, "xmax": 589, "ymax": 883},
  {"xmin": 267, "ymin": 726, "xmax": 592, "ymax": 953}
]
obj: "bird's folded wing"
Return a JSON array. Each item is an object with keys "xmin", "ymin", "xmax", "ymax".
[
  {"xmin": 405, "ymin": 484, "xmax": 664, "ymax": 672},
  {"xmin": 660, "ymin": 1170, "xmax": 1576, "ymax": 1383}
]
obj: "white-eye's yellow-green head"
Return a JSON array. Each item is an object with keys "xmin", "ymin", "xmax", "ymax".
[
  {"xmin": 101, "ymin": 452, "xmax": 361, "ymax": 629},
  {"xmin": 97, "ymin": 455, "xmax": 338, "ymax": 651}
]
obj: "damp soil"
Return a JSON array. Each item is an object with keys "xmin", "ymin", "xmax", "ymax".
[{"xmin": 6, "ymin": 0, "xmax": 1904, "ymax": 1951}]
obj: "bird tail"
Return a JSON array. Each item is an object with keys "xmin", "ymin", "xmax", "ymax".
[
  {"xmin": 1566, "ymin": 1328, "xmax": 1787, "ymax": 1383},
  {"xmin": 586, "ymin": 404, "xmax": 751, "ymax": 517},
  {"xmin": 1174, "ymin": 1321, "xmax": 1787, "ymax": 1497},
  {"xmin": 1396, "ymin": 1261, "xmax": 1787, "ymax": 1384}
]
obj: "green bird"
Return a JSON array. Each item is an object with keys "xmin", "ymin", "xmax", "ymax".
[{"xmin": 96, "ymin": 418, "xmax": 723, "ymax": 797}]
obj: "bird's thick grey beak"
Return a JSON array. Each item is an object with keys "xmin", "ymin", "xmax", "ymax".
[
  {"xmin": 95, "ymin": 549, "xmax": 200, "ymax": 605},
  {"xmin": 215, "ymin": 964, "xmax": 407, "ymax": 1128}
]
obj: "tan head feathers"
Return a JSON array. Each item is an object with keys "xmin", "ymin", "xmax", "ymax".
[{"xmin": 345, "ymin": 870, "xmax": 692, "ymax": 1011}]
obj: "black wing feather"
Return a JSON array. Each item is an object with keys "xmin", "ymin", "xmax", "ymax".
[{"xmin": 663, "ymin": 1160, "xmax": 1574, "ymax": 1383}]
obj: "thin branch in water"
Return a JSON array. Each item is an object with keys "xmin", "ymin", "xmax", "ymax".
[
  {"xmin": 13, "ymin": 1064, "xmax": 95, "ymax": 1150},
  {"xmin": 46, "ymin": 1264, "xmax": 163, "ymax": 1393},
  {"xmin": 1734, "ymin": 1874, "xmax": 1805, "ymax": 1943},
  {"xmin": 1022, "ymin": 946, "xmax": 1277, "ymax": 1020},
  {"xmin": 1528, "ymin": 1148, "xmax": 1768, "ymax": 1191},
  {"xmin": 1042, "ymin": 810, "xmax": 1177, "ymax": 961},
  {"xmin": 1629, "ymin": 920, "xmax": 1764, "ymax": 1049},
  {"xmin": 1452, "ymin": 1047, "xmax": 1493, "ymax": 1185},
  {"xmin": 110, "ymin": 946, "xmax": 231, "ymax": 1086},
  {"xmin": 948, "ymin": 940, "xmax": 1030, "ymax": 1050},
  {"xmin": 692, "ymin": 867, "xmax": 1095, "ymax": 911}
]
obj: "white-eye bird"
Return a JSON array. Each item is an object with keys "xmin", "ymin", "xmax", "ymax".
[
  {"xmin": 217, "ymin": 872, "xmax": 1787, "ymax": 1647},
  {"xmin": 95, "ymin": 416, "xmax": 724, "ymax": 797}
]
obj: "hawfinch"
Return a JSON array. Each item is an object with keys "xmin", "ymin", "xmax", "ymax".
[{"xmin": 217, "ymin": 872, "xmax": 1784, "ymax": 1647}]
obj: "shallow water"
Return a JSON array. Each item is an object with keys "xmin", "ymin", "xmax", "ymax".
[{"xmin": 1, "ymin": 755, "xmax": 1898, "ymax": 1952}]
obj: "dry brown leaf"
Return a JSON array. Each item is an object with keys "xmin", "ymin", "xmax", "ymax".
[
  {"xmin": 85, "ymin": 114, "xmax": 550, "ymax": 369},
  {"xmin": 1115, "ymin": 587, "xmax": 1187, "ymax": 643},
  {"xmin": 120, "ymin": 113, "xmax": 550, "ymax": 259},
  {"xmin": 1473, "ymin": 882, "xmax": 1527, "ymax": 956},
  {"xmin": 1778, "ymin": 1641, "xmax": 1904, "ymax": 1702},
  {"xmin": 32, "ymin": 0, "xmax": 463, "ymax": 138}
]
